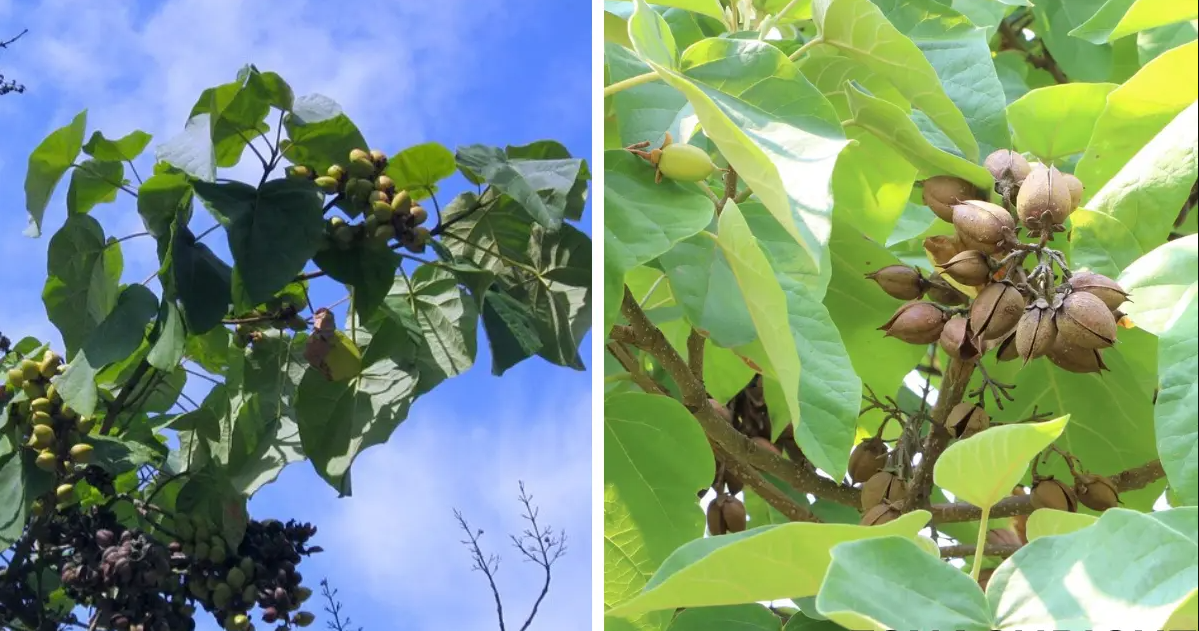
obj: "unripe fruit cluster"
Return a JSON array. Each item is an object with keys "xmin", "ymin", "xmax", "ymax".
[
  {"xmin": 4, "ymin": 349, "xmax": 97, "ymax": 493},
  {"xmin": 865, "ymin": 148, "xmax": 1130, "ymax": 374},
  {"xmin": 287, "ymin": 148, "xmax": 431, "ymax": 255}
]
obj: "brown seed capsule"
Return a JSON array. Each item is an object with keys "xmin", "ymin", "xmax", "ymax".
[
  {"xmin": 924, "ymin": 235, "xmax": 963, "ymax": 266},
  {"xmin": 944, "ymin": 402, "xmax": 990, "ymax": 439},
  {"xmin": 879, "ymin": 301, "xmax": 947, "ymax": 345},
  {"xmin": 984, "ymin": 149, "xmax": 1032, "ymax": 185},
  {"xmin": 939, "ymin": 316, "xmax": 980, "ymax": 361},
  {"xmin": 923, "ymin": 176, "xmax": 980, "ymax": 223},
  {"xmin": 1057, "ymin": 291, "xmax": 1117, "ymax": 349},
  {"xmin": 953, "ymin": 200, "xmax": 1015, "ymax": 254},
  {"xmin": 1015, "ymin": 299, "xmax": 1058, "ymax": 363},
  {"xmin": 860, "ymin": 502, "xmax": 901, "ymax": 526},
  {"xmin": 1031, "ymin": 478, "xmax": 1077, "ymax": 512},
  {"xmin": 938, "ymin": 250, "xmax": 992, "ymax": 286},
  {"xmin": 721, "ymin": 497, "xmax": 747, "ymax": 533},
  {"xmin": 926, "ymin": 273, "xmax": 969, "ymax": 306},
  {"xmin": 1061, "ymin": 172, "xmax": 1083, "ymax": 209},
  {"xmin": 1067, "ymin": 272, "xmax": 1130, "ymax": 311},
  {"xmin": 1075, "ymin": 474, "xmax": 1119, "ymax": 511},
  {"xmin": 993, "ymin": 332, "xmax": 1020, "ymax": 362},
  {"xmin": 1017, "ymin": 165, "xmax": 1073, "ymax": 230},
  {"xmin": 848, "ymin": 437, "xmax": 888, "ymax": 484},
  {"xmin": 1046, "ymin": 336, "xmax": 1109, "ymax": 374},
  {"xmin": 860, "ymin": 471, "xmax": 907, "ymax": 510},
  {"xmin": 706, "ymin": 498, "xmax": 726, "ymax": 535},
  {"xmin": 969, "ymin": 282, "xmax": 1026, "ymax": 341},
  {"xmin": 865, "ymin": 265, "xmax": 926, "ymax": 301}
]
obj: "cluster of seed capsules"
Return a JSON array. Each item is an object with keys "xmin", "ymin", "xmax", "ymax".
[
  {"xmin": 866, "ymin": 148, "xmax": 1130, "ymax": 375},
  {"xmin": 850, "ymin": 149, "xmax": 1132, "ymax": 526},
  {"xmin": 173, "ymin": 515, "xmax": 318, "ymax": 631},
  {"xmin": 3, "ymin": 349, "xmax": 96, "ymax": 506},
  {"xmin": 286, "ymin": 148, "xmax": 432, "ymax": 254}
]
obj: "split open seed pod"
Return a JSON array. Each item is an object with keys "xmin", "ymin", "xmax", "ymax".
[
  {"xmin": 1056, "ymin": 291, "xmax": 1118, "ymax": 350},
  {"xmin": 940, "ymin": 316, "xmax": 980, "ymax": 361},
  {"xmin": 952, "ymin": 200, "xmax": 1015, "ymax": 255},
  {"xmin": 1075, "ymin": 473, "xmax": 1120, "ymax": 511},
  {"xmin": 860, "ymin": 471, "xmax": 908, "ymax": 510},
  {"xmin": 1046, "ymin": 335, "xmax": 1109, "ymax": 374},
  {"xmin": 925, "ymin": 272, "xmax": 969, "ymax": 306},
  {"xmin": 984, "ymin": 149, "xmax": 1032, "ymax": 185},
  {"xmin": 848, "ymin": 437, "xmax": 889, "ymax": 483},
  {"xmin": 923, "ymin": 176, "xmax": 981, "ymax": 223},
  {"xmin": 924, "ymin": 235, "xmax": 964, "ymax": 266},
  {"xmin": 1031, "ymin": 477, "xmax": 1078, "ymax": 512},
  {"xmin": 860, "ymin": 502, "xmax": 901, "ymax": 526},
  {"xmin": 865, "ymin": 265, "xmax": 926, "ymax": 301},
  {"xmin": 1016, "ymin": 164, "xmax": 1073, "ymax": 231},
  {"xmin": 938, "ymin": 250, "xmax": 992, "ymax": 286},
  {"xmin": 879, "ymin": 301, "xmax": 947, "ymax": 345},
  {"xmin": 969, "ymin": 282, "xmax": 1026, "ymax": 341},
  {"xmin": 944, "ymin": 402, "xmax": 990, "ymax": 439},
  {"xmin": 1067, "ymin": 271, "xmax": 1130, "ymax": 311},
  {"xmin": 1015, "ymin": 298, "xmax": 1058, "ymax": 363}
]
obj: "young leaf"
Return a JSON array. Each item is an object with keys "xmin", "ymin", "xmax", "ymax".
[
  {"xmin": 1006, "ymin": 83, "xmax": 1118, "ymax": 163},
  {"xmin": 41, "ymin": 215, "xmax": 123, "ymax": 357},
  {"xmin": 383, "ymin": 142, "xmax": 456, "ymax": 202},
  {"xmin": 933, "ymin": 416, "xmax": 1070, "ymax": 510},
  {"xmin": 66, "ymin": 160, "xmax": 124, "ymax": 215},
  {"xmin": 25, "ymin": 110, "xmax": 87, "ymax": 236},
  {"xmin": 1071, "ymin": 0, "xmax": 1199, "ymax": 44},
  {"xmin": 82, "ymin": 129, "xmax": 152, "ymax": 162}
]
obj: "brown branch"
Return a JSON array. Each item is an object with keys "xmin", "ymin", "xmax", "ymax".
[
  {"xmin": 455, "ymin": 510, "xmax": 508, "ymax": 631},
  {"xmin": 903, "ymin": 358, "xmax": 976, "ymax": 513},
  {"xmin": 686, "ymin": 328, "xmax": 705, "ymax": 381},
  {"xmin": 617, "ymin": 290, "xmax": 860, "ymax": 508},
  {"xmin": 714, "ymin": 442, "xmax": 819, "ymax": 523},
  {"xmin": 996, "ymin": 18, "xmax": 1068, "ymax": 84},
  {"xmin": 606, "ymin": 341, "xmax": 666, "ymax": 395},
  {"xmin": 930, "ymin": 459, "xmax": 1166, "ymax": 523},
  {"xmin": 940, "ymin": 543, "xmax": 1021, "ymax": 559}
]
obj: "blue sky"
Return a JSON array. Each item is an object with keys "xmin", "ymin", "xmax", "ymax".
[{"xmin": 1, "ymin": 1, "xmax": 592, "ymax": 629}]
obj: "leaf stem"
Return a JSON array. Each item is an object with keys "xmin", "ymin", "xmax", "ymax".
[
  {"xmin": 971, "ymin": 505, "xmax": 991, "ymax": 582},
  {"xmin": 787, "ymin": 37, "xmax": 822, "ymax": 62},
  {"xmin": 603, "ymin": 71, "xmax": 661, "ymax": 98}
]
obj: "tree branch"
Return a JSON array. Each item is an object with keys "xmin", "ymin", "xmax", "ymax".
[
  {"xmin": 455, "ymin": 509, "xmax": 507, "ymax": 631},
  {"xmin": 904, "ymin": 358, "xmax": 975, "ymax": 513},
  {"xmin": 940, "ymin": 543, "xmax": 1021, "ymax": 559}
]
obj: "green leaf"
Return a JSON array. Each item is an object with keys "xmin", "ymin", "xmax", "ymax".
[
  {"xmin": 41, "ymin": 215, "xmax": 122, "ymax": 357},
  {"xmin": 189, "ymin": 74, "xmax": 273, "ymax": 168},
  {"xmin": 658, "ymin": 232, "xmax": 757, "ymax": 348},
  {"xmin": 611, "ymin": 0, "xmax": 725, "ymax": 21},
  {"xmin": 1118, "ymin": 235, "xmax": 1198, "ymax": 335},
  {"xmin": 312, "ymin": 245, "xmax": 401, "ymax": 323},
  {"xmin": 165, "ymin": 221, "xmax": 232, "ymax": 334},
  {"xmin": 82, "ymin": 130, "xmax": 152, "ymax": 162},
  {"xmin": 604, "ymin": 43, "xmax": 689, "ymax": 150},
  {"xmin": 383, "ymin": 142, "xmax": 456, "ymax": 202},
  {"xmin": 480, "ymin": 287, "xmax": 544, "ymax": 376},
  {"xmin": 283, "ymin": 94, "xmax": 369, "ymax": 176},
  {"xmin": 1071, "ymin": 0, "xmax": 1199, "ymax": 43},
  {"xmin": 1071, "ymin": 101, "xmax": 1198, "ymax": 277},
  {"xmin": 156, "ymin": 115, "xmax": 216, "ymax": 182},
  {"xmin": 455, "ymin": 144, "xmax": 586, "ymax": 230},
  {"xmin": 1025, "ymin": 508, "xmax": 1098, "ymax": 540},
  {"xmin": 989, "ymin": 508, "xmax": 1198, "ymax": 628},
  {"xmin": 194, "ymin": 178, "xmax": 325, "ymax": 305},
  {"xmin": 147, "ymin": 300, "xmax": 186, "ymax": 372},
  {"xmin": 628, "ymin": 0, "xmax": 680, "ymax": 68},
  {"xmin": 1137, "ymin": 20, "xmax": 1198, "ymax": 63},
  {"xmin": 717, "ymin": 201, "xmax": 800, "ymax": 425},
  {"xmin": 628, "ymin": 17, "xmax": 850, "ymax": 269},
  {"xmin": 237, "ymin": 65, "xmax": 294, "ymax": 111},
  {"xmin": 871, "ymin": 0, "xmax": 1013, "ymax": 158},
  {"xmin": 516, "ymin": 224, "xmax": 592, "ymax": 370},
  {"xmin": 0, "ymin": 450, "xmax": 30, "ymax": 548},
  {"xmin": 24, "ymin": 110, "xmax": 87, "ymax": 237},
  {"xmin": 66, "ymin": 160, "xmax": 124, "ymax": 215},
  {"xmin": 1075, "ymin": 40, "xmax": 1198, "ymax": 192},
  {"xmin": 816, "ymin": 537, "xmax": 991, "ymax": 631},
  {"xmin": 1006, "ymin": 83, "xmax": 1118, "ymax": 163},
  {"xmin": 604, "ymin": 393, "xmax": 716, "ymax": 628},
  {"xmin": 934, "ymin": 416, "xmax": 1070, "ymax": 509},
  {"xmin": 136, "ymin": 171, "xmax": 193, "ymax": 239},
  {"xmin": 607, "ymin": 511, "xmax": 931, "ymax": 617},
  {"xmin": 1033, "ymin": 0, "xmax": 1115, "ymax": 82},
  {"xmin": 56, "ymin": 285, "xmax": 159, "ymax": 417},
  {"xmin": 844, "ymin": 84, "xmax": 993, "ymax": 191},
  {"xmin": 381, "ymin": 265, "xmax": 479, "ymax": 384},
  {"xmin": 175, "ymin": 471, "xmax": 249, "ymax": 548},
  {"xmin": 812, "ymin": 0, "xmax": 978, "ymax": 161},
  {"xmin": 667, "ymin": 605, "xmax": 782, "ymax": 630},
  {"xmin": 80, "ymin": 433, "xmax": 164, "ymax": 475}
]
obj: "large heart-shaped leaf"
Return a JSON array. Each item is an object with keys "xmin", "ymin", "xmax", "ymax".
[
  {"xmin": 41, "ymin": 215, "xmax": 122, "ymax": 357},
  {"xmin": 24, "ymin": 110, "xmax": 87, "ymax": 237},
  {"xmin": 1006, "ymin": 83, "xmax": 1117, "ymax": 163},
  {"xmin": 934, "ymin": 416, "xmax": 1070, "ymax": 509},
  {"xmin": 1071, "ymin": 0, "xmax": 1199, "ymax": 43}
]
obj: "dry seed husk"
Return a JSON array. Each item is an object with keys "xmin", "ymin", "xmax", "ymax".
[
  {"xmin": 848, "ymin": 437, "xmax": 889, "ymax": 483},
  {"xmin": 706, "ymin": 497, "xmax": 727, "ymax": 535},
  {"xmin": 984, "ymin": 149, "xmax": 1032, "ymax": 185},
  {"xmin": 939, "ymin": 250, "xmax": 992, "ymax": 286},
  {"xmin": 860, "ymin": 471, "xmax": 908, "ymax": 510},
  {"xmin": 1046, "ymin": 336, "xmax": 1109, "ymax": 373},
  {"xmin": 969, "ymin": 282, "xmax": 1026, "ymax": 341},
  {"xmin": 865, "ymin": 265, "xmax": 926, "ymax": 301},
  {"xmin": 993, "ymin": 332, "xmax": 1019, "ymax": 362},
  {"xmin": 923, "ymin": 176, "xmax": 980, "ymax": 223},
  {"xmin": 1067, "ymin": 272, "xmax": 1130, "ymax": 311},
  {"xmin": 1075, "ymin": 474, "xmax": 1119, "ymax": 511},
  {"xmin": 1016, "ymin": 165, "xmax": 1073, "ymax": 229},
  {"xmin": 1057, "ymin": 291, "xmax": 1117, "ymax": 349},
  {"xmin": 924, "ymin": 235, "xmax": 963, "ymax": 266},
  {"xmin": 1015, "ymin": 299, "xmax": 1058, "ymax": 363},
  {"xmin": 860, "ymin": 502, "xmax": 901, "ymax": 526},
  {"xmin": 879, "ymin": 301, "xmax": 947, "ymax": 344},
  {"xmin": 1061, "ymin": 172, "xmax": 1084, "ymax": 209},
  {"xmin": 939, "ymin": 316, "xmax": 980, "ymax": 361},
  {"xmin": 1031, "ymin": 478, "xmax": 1077, "ymax": 512},
  {"xmin": 721, "ymin": 497, "xmax": 747, "ymax": 533},
  {"xmin": 952, "ymin": 200, "xmax": 1015, "ymax": 255},
  {"xmin": 945, "ymin": 402, "xmax": 990, "ymax": 439},
  {"xmin": 926, "ymin": 273, "xmax": 970, "ymax": 306}
]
